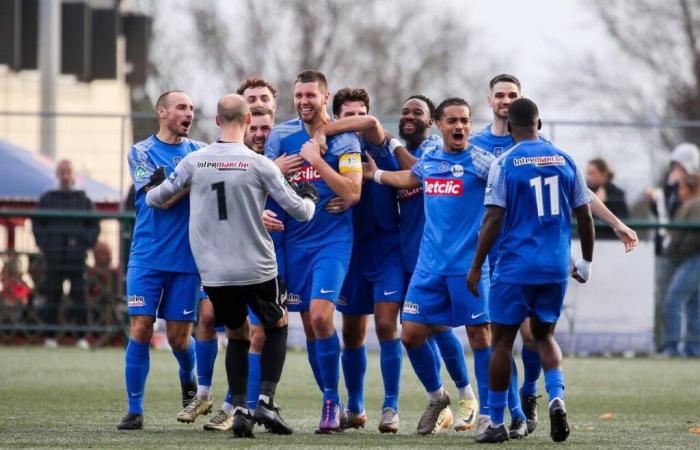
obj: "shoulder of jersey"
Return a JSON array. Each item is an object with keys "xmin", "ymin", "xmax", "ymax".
[
  {"xmin": 327, "ymin": 131, "xmax": 359, "ymax": 155},
  {"xmin": 272, "ymin": 118, "xmax": 303, "ymax": 138},
  {"xmin": 420, "ymin": 135, "xmax": 443, "ymax": 154},
  {"xmin": 469, "ymin": 124, "xmax": 492, "ymax": 140},
  {"xmin": 185, "ymin": 138, "xmax": 208, "ymax": 149},
  {"xmin": 131, "ymin": 136, "xmax": 156, "ymax": 155}
]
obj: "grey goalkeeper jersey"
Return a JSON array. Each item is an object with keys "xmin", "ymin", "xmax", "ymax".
[{"xmin": 146, "ymin": 141, "xmax": 315, "ymax": 286}]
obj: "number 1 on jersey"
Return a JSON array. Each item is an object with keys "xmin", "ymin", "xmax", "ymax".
[
  {"xmin": 530, "ymin": 175, "xmax": 560, "ymax": 216},
  {"xmin": 212, "ymin": 182, "xmax": 227, "ymax": 220}
]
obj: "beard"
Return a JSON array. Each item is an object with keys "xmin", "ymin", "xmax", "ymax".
[{"xmin": 399, "ymin": 120, "xmax": 428, "ymax": 142}]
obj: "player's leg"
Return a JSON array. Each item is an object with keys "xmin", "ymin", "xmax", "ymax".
[
  {"xmin": 118, "ymin": 267, "xmax": 162, "ymax": 430},
  {"xmin": 300, "ymin": 311, "xmax": 323, "ymax": 391},
  {"xmin": 530, "ymin": 283, "xmax": 570, "ymax": 443},
  {"xmin": 245, "ymin": 276, "xmax": 293, "ymax": 435},
  {"xmin": 375, "ymin": 302, "xmax": 402, "ymax": 433},
  {"xmin": 518, "ymin": 318, "xmax": 541, "ymax": 433},
  {"xmin": 179, "ymin": 295, "xmax": 216, "ymax": 424},
  {"xmin": 247, "ymin": 309, "xmax": 265, "ymax": 410},
  {"xmin": 160, "ymin": 272, "xmax": 200, "ymax": 412},
  {"xmin": 475, "ymin": 280, "xmax": 528, "ymax": 443},
  {"xmin": 341, "ymin": 313, "xmax": 369, "ymax": 426},
  {"xmin": 475, "ymin": 322, "xmax": 519, "ymax": 443},
  {"xmin": 447, "ymin": 273, "xmax": 488, "ymax": 432},
  {"xmin": 337, "ymin": 266, "xmax": 372, "ymax": 430}
]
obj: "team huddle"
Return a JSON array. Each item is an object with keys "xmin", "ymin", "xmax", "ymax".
[{"xmin": 119, "ymin": 71, "xmax": 638, "ymax": 443}]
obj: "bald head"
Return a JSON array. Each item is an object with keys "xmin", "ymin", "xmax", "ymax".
[
  {"xmin": 56, "ymin": 159, "xmax": 75, "ymax": 191},
  {"xmin": 217, "ymin": 94, "xmax": 250, "ymax": 126}
]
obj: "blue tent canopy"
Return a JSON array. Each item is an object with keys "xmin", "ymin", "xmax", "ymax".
[{"xmin": 0, "ymin": 139, "xmax": 121, "ymax": 203}]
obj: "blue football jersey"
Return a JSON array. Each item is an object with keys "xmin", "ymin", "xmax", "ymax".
[
  {"xmin": 264, "ymin": 118, "xmax": 361, "ymax": 247},
  {"xmin": 469, "ymin": 123, "xmax": 552, "ymax": 156},
  {"xmin": 354, "ymin": 138, "xmax": 400, "ymax": 240},
  {"xmin": 411, "ymin": 143, "xmax": 495, "ymax": 275},
  {"xmin": 485, "ymin": 139, "xmax": 591, "ymax": 284},
  {"xmin": 127, "ymin": 135, "xmax": 204, "ymax": 273},
  {"xmin": 398, "ymin": 135, "xmax": 442, "ymax": 272}
]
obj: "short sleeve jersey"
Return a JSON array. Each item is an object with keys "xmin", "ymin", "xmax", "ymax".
[
  {"xmin": 410, "ymin": 143, "xmax": 495, "ymax": 275},
  {"xmin": 398, "ymin": 134, "xmax": 442, "ymax": 273},
  {"xmin": 484, "ymin": 139, "xmax": 592, "ymax": 284},
  {"xmin": 127, "ymin": 135, "xmax": 204, "ymax": 273},
  {"xmin": 354, "ymin": 138, "xmax": 400, "ymax": 240},
  {"xmin": 469, "ymin": 123, "xmax": 552, "ymax": 155},
  {"xmin": 264, "ymin": 118, "xmax": 361, "ymax": 247}
]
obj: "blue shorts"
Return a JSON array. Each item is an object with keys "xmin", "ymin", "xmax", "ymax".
[
  {"xmin": 126, "ymin": 267, "xmax": 200, "ymax": 322},
  {"xmin": 489, "ymin": 281, "xmax": 568, "ymax": 326},
  {"xmin": 402, "ymin": 268, "xmax": 490, "ymax": 327},
  {"xmin": 284, "ymin": 241, "xmax": 351, "ymax": 312},
  {"xmin": 337, "ymin": 236, "xmax": 404, "ymax": 316}
]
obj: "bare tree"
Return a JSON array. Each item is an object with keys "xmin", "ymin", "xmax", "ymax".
[
  {"xmin": 571, "ymin": 0, "xmax": 700, "ymax": 146},
  {"xmin": 136, "ymin": 0, "xmax": 493, "ymax": 140}
]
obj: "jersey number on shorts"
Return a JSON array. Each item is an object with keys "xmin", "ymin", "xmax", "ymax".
[
  {"xmin": 529, "ymin": 175, "xmax": 560, "ymax": 217},
  {"xmin": 212, "ymin": 182, "xmax": 228, "ymax": 220}
]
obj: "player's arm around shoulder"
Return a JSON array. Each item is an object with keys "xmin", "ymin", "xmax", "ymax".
[
  {"xmin": 300, "ymin": 135, "xmax": 362, "ymax": 205},
  {"xmin": 257, "ymin": 155, "xmax": 316, "ymax": 222},
  {"xmin": 145, "ymin": 153, "xmax": 194, "ymax": 209}
]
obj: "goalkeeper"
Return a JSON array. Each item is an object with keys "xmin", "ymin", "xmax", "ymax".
[{"xmin": 147, "ymin": 94, "xmax": 317, "ymax": 438}]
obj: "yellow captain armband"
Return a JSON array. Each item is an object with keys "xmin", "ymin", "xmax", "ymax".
[{"xmin": 338, "ymin": 153, "xmax": 362, "ymax": 174}]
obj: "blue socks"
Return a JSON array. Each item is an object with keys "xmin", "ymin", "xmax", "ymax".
[
  {"xmin": 247, "ymin": 353, "xmax": 261, "ymax": 409},
  {"xmin": 342, "ymin": 345, "xmax": 367, "ymax": 413},
  {"xmin": 544, "ymin": 369, "xmax": 565, "ymax": 402},
  {"xmin": 316, "ymin": 332, "xmax": 341, "ymax": 404},
  {"xmin": 433, "ymin": 330, "xmax": 469, "ymax": 389},
  {"xmin": 306, "ymin": 340, "xmax": 324, "ymax": 392},
  {"xmin": 508, "ymin": 358, "xmax": 526, "ymax": 421},
  {"xmin": 125, "ymin": 339, "xmax": 150, "ymax": 415},
  {"xmin": 473, "ymin": 347, "xmax": 492, "ymax": 416},
  {"xmin": 380, "ymin": 339, "xmax": 402, "ymax": 411},
  {"xmin": 521, "ymin": 346, "xmax": 541, "ymax": 396},
  {"xmin": 195, "ymin": 338, "xmax": 218, "ymax": 388},
  {"xmin": 427, "ymin": 336, "xmax": 442, "ymax": 375},
  {"xmin": 488, "ymin": 389, "xmax": 508, "ymax": 425},
  {"xmin": 173, "ymin": 336, "xmax": 196, "ymax": 386},
  {"xmin": 406, "ymin": 341, "xmax": 442, "ymax": 393}
]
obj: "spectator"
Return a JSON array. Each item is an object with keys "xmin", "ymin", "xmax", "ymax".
[
  {"xmin": 31, "ymin": 160, "xmax": 100, "ymax": 349},
  {"xmin": 663, "ymin": 173, "xmax": 700, "ymax": 357},
  {"xmin": 1, "ymin": 252, "xmax": 32, "ymax": 320},
  {"xmin": 586, "ymin": 158, "xmax": 629, "ymax": 239}
]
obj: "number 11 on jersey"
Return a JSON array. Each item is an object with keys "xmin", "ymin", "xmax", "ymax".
[{"xmin": 530, "ymin": 175, "xmax": 560, "ymax": 217}]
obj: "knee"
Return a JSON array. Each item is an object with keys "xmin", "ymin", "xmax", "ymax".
[
  {"xmin": 375, "ymin": 317, "xmax": 398, "ymax": 341},
  {"xmin": 249, "ymin": 326, "xmax": 266, "ymax": 353},
  {"xmin": 401, "ymin": 329, "xmax": 424, "ymax": 349},
  {"xmin": 129, "ymin": 318, "xmax": 153, "ymax": 343},
  {"xmin": 167, "ymin": 329, "xmax": 193, "ymax": 352},
  {"xmin": 467, "ymin": 324, "xmax": 491, "ymax": 349},
  {"xmin": 310, "ymin": 311, "xmax": 332, "ymax": 336}
]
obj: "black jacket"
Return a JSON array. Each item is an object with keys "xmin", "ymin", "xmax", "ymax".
[{"xmin": 32, "ymin": 190, "xmax": 100, "ymax": 265}]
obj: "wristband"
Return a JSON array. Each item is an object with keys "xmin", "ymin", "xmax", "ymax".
[
  {"xmin": 389, "ymin": 138, "xmax": 402, "ymax": 154},
  {"xmin": 574, "ymin": 259, "xmax": 592, "ymax": 281},
  {"xmin": 373, "ymin": 169, "xmax": 385, "ymax": 185}
]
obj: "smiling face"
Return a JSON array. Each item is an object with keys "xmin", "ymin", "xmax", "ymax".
[
  {"xmin": 294, "ymin": 81, "xmax": 329, "ymax": 124},
  {"xmin": 437, "ymin": 105, "xmax": 471, "ymax": 151},
  {"xmin": 244, "ymin": 113, "xmax": 274, "ymax": 153},
  {"xmin": 488, "ymin": 81, "xmax": 521, "ymax": 120},
  {"xmin": 399, "ymin": 98, "xmax": 432, "ymax": 142},
  {"xmin": 157, "ymin": 92, "xmax": 194, "ymax": 137}
]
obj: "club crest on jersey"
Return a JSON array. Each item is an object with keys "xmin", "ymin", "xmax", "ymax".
[
  {"xmin": 425, "ymin": 178, "xmax": 463, "ymax": 196},
  {"xmin": 397, "ymin": 186, "xmax": 422, "ymax": 201},
  {"xmin": 173, "ymin": 156, "xmax": 182, "ymax": 166},
  {"xmin": 451, "ymin": 164, "xmax": 464, "ymax": 177},
  {"xmin": 288, "ymin": 164, "xmax": 322, "ymax": 183},
  {"xmin": 439, "ymin": 161, "xmax": 450, "ymax": 172},
  {"xmin": 128, "ymin": 295, "xmax": 145, "ymax": 307},
  {"xmin": 494, "ymin": 147, "xmax": 503, "ymax": 156},
  {"xmin": 403, "ymin": 301, "xmax": 419, "ymax": 315},
  {"xmin": 134, "ymin": 164, "xmax": 149, "ymax": 181}
]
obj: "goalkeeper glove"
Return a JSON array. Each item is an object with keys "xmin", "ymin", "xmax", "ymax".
[
  {"xmin": 292, "ymin": 181, "xmax": 320, "ymax": 204},
  {"xmin": 145, "ymin": 166, "xmax": 167, "ymax": 188}
]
